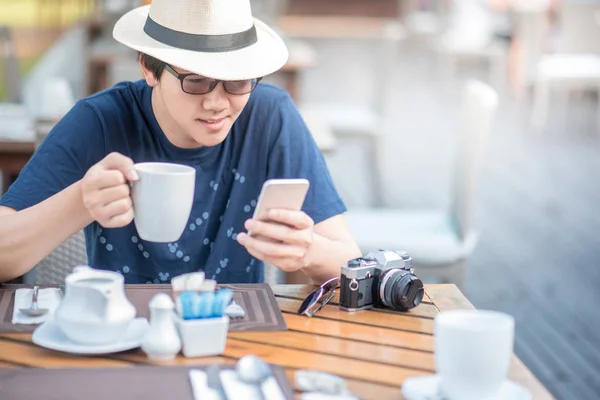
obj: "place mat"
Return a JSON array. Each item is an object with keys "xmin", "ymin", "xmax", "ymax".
[
  {"xmin": 0, "ymin": 364, "xmax": 294, "ymax": 400},
  {"xmin": 0, "ymin": 283, "xmax": 287, "ymax": 333}
]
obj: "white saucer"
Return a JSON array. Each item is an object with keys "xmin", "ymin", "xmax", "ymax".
[
  {"xmin": 402, "ymin": 375, "xmax": 532, "ymax": 400},
  {"xmin": 32, "ymin": 318, "xmax": 149, "ymax": 355}
]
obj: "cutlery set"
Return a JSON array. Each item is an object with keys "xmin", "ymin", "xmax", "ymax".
[
  {"xmin": 18, "ymin": 286, "xmax": 49, "ymax": 317},
  {"xmin": 203, "ymin": 355, "xmax": 278, "ymax": 400}
]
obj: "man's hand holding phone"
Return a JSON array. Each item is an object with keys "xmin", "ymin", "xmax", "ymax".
[
  {"xmin": 236, "ymin": 179, "xmax": 314, "ymax": 272},
  {"xmin": 236, "ymin": 208, "xmax": 314, "ymax": 272}
]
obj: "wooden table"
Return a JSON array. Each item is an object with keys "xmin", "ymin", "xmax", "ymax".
[
  {"xmin": 0, "ymin": 284, "xmax": 553, "ymax": 399},
  {"xmin": 0, "ymin": 117, "xmax": 56, "ymax": 195},
  {"xmin": 0, "ymin": 140, "xmax": 36, "ymax": 194}
]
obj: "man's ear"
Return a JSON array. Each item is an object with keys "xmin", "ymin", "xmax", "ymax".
[{"xmin": 140, "ymin": 61, "xmax": 159, "ymax": 87}]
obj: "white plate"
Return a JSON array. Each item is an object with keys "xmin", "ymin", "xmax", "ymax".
[
  {"xmin": 402, "ymin": 375, "xmax": 532, "ymax": 400},
  {"xmin": 32, "ymin": 318, "xmax": 149, "ymax": 355}
]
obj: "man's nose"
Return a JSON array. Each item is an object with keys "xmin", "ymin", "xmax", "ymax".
[{"xmin": 202, "ymin": 82, "xmax": 229, "ymax": 112}]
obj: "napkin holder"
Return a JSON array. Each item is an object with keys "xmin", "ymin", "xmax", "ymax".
[
  {"xmin": 175, "ymin": 315, "xmax": 229, "ymax": 358},
  {"xmin": 170, "ymin": 272, "xmax": 215, "ymax": 302},
  {"xmin": 171, "ymin": 272, "xmax": 228, "ymax": 358}
]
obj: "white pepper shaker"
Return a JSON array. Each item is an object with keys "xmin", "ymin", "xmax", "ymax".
[{"xmin": 141, "ymin": 293, "xmax": 182, "ymax": 360}]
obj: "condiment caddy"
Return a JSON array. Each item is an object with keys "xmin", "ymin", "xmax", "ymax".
[{"xmin": 143, "ymin": 271, "xmax": 232, "ymax": 359}]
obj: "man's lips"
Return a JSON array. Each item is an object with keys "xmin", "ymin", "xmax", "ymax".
[
  {"xmin": 197, "ymin": 117, "xmax": 227, "ymax": 131},
  {"xmin": 199, "ymin": 117, "xmax": 226, "ymax": 123}
]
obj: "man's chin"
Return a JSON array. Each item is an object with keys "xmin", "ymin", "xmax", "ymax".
[{"xmin": 192, "ymin": 129, "xmax": 230, "ymax": 147}]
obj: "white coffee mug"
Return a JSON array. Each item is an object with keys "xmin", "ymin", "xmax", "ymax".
[
  {"xmin": 131, "ymin": 162, "xmax": 196, "ymax": 243},
  {"xmin": 435, "ymin": 309, "xmax": 515, "ymax": 400}
]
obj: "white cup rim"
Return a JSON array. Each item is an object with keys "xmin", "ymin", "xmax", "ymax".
[
  {"xmin": 435, "ymin": 309, "xmax": 514, "ymax": 331},
  {"xmin": 134, "ymin": 162, "xmax": 195, "ymax": 176}
]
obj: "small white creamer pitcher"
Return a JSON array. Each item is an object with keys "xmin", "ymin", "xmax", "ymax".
[{"xmin": 54, "ymin": 266, "xmax": 136, "ymax": 345}]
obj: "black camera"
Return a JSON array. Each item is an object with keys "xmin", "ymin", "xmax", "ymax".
[{"xmin": 339, "ymin": 250, "xmax": 424, "ymax": 312}]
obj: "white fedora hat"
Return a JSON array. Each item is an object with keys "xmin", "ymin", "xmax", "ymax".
[{"xmin": 113, "ymin": 0, "xmax": 289, "ymax": 81}]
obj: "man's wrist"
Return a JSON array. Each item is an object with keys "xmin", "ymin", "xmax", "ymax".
[
  {"xmin": 301, "ymin": 232, "xmax": 326, "ymax": 271},
  {"xmin": 300, "ymin": 233, "xmax": 346, "ymax": 285},
  {"xmin": 75, "ymin": 180, "xmax": 95, "ymax": 226}
]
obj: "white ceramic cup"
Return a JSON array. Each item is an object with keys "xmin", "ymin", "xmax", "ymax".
[
  {"xmin": 435, "ymin": 309, "xmax": 515, "ymax": 400},
  {"xmin": 131, "ymin": 162, "xmax": 196, "ymax": 243}
]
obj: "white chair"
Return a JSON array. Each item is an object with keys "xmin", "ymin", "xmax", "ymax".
[
  {"xmin": 280, "ymin": 16, "xmax": 405, "ymax": 206},
  {"xmin": 345, "ymin": 80, "xmax": 499, "ymax": 291},
  {"xmin": 433, "ymin": 0, "xmax": 509, "ymax": 90},
  {"xmin": 401, "ymin": 0, "xmax": 448, "ymax": 38},
  {"xmin": 527, "ymin": 1, "xmax": 600, "ymax": 130}
]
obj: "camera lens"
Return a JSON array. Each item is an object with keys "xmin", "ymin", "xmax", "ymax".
[{"xmin": 381, "ymin": 269, "xmax": 424, "ymax": 311}]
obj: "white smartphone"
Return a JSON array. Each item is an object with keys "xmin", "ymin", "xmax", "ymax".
[{"xmin": 251, "ymin": 178, "xmax": 310, "ymax": 228}]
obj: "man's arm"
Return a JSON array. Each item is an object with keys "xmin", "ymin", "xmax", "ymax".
[
  {"xmin": 0, "ymin": 206, "xmax": 14, "ymax": 218},
  {"xmin": 237, "ymin": 92, "xmax": 361, "ymax": 284},
  {"xmin": 237, "ymin": 211, "xmax": 362, "ymax": 286},
  {"xmin": 0, "ymin": 152, "xmax": 139, "ymax": 283},
  {"xmin": 302, "ymin": 214, "xmax": 361, "ymax": 284},
  {"xmin": 0, "ymin": 182, "xmax": 93, "ymax": 282}
]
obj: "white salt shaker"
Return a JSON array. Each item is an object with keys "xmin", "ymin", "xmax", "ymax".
[{"xmin": 141, "ymin": 293, "xmax": 182, "ymax": 360}]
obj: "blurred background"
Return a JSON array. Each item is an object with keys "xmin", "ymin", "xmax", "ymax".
[{"xmin": 1, "ymin": 0, "xmax": 599, "ymax": 399}]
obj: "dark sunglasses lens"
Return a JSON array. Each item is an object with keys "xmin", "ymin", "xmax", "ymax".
[
  {"xmin": 224, "ymin": 79, "xmax": 258, "ymax": 94},
  {"xmin": 305, "ymin": 287, "xmax": 336, "ymax": 317},
  {"xmin": 298, "ymin": 289, "xmax": 321, "ymax": 315},
  {"xmin": 322, "ymin": 277, "xmax": 340, "ymax": 292},
  {"xmin": 183, "ymin": 76, "xmax": 216, "ymax": 94}
]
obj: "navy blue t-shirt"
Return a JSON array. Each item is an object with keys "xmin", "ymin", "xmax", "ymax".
[{"xmin": 0, "ymin": 80, "xmax": 346, "ymax": 284}]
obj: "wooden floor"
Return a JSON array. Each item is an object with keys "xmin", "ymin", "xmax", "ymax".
[
  {"xmin": 299, "ymin": 38, "xmax": 600, "ymax": 400},
  {"xmin": 468, "ymin": 98, "xmax": 600, "ymax": 400}
]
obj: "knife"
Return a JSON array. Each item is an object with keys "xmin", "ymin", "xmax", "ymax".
[{"xmin": 206, "ymin": 364, "xmax": 229, "ymax": 400}]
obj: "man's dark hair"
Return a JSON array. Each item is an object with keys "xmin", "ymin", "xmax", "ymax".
[{"xmin": 138, "ymin": 53, "xmax": 166, "ymax": 80}]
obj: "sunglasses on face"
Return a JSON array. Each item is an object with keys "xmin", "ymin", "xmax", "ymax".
[
  {"xmin": 164, "ymin": 64, "xmax": 262, "ymax": 95},
  {"xmin": 297, "ymin": 276, "xmax": 340, "ymax": 317}
]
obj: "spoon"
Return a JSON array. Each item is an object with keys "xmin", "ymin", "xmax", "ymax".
[
  {"xmin": 235, "ymin": 355, "xmax": 272, "ymax": 400},
  {"xmin": 19, "ymin": 285, "xmax": 49, "ymax": 317}
]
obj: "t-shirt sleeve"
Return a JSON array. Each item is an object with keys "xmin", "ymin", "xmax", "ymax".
[
  {"xmin": 0, "ymin": 101, "xmax": 106, "ymax": 211},
  {"xmin": 266, "ymin": 94, "xmax": 346, "ymax": 224}
]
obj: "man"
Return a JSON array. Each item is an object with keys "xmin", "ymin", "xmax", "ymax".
[{"xmin": 0, "ymin": 0, "xmax": 361, "ymax": 284}]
